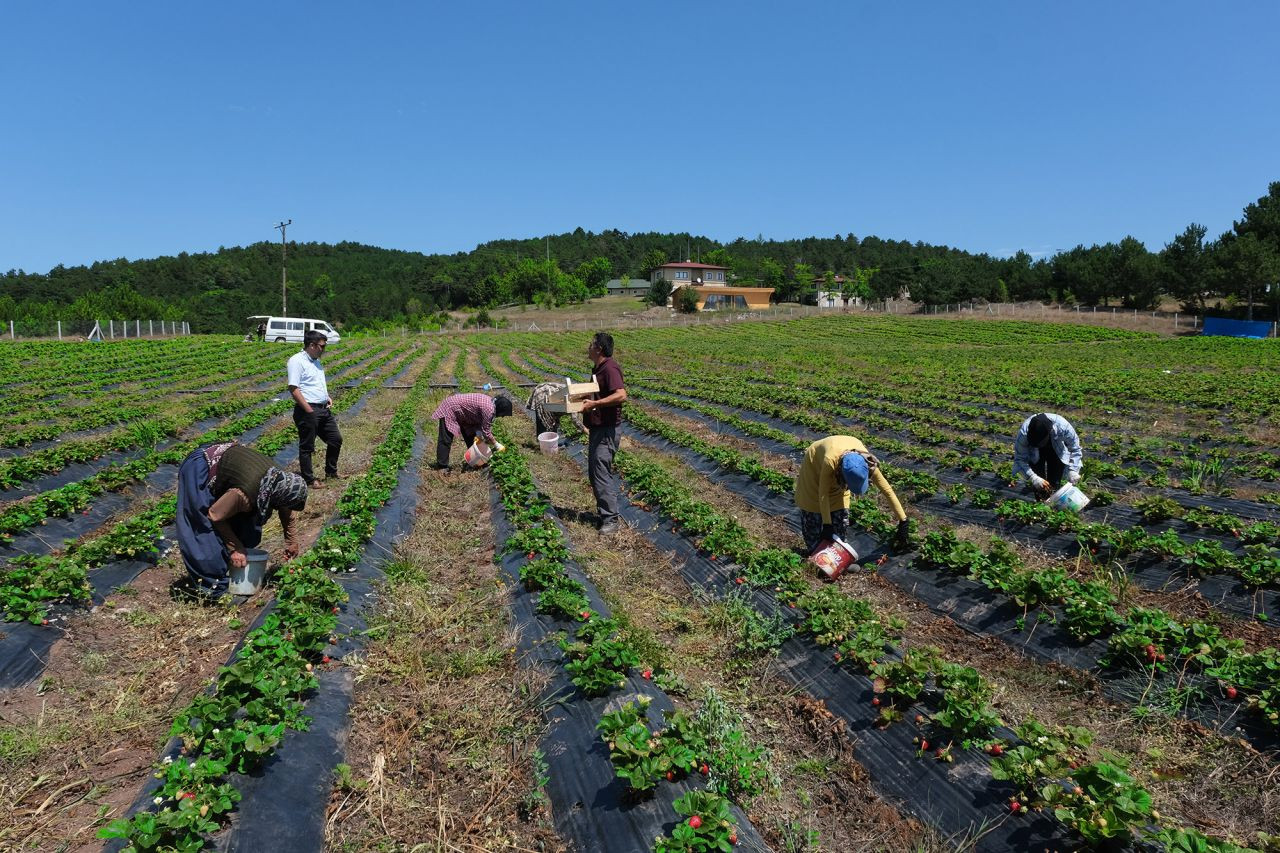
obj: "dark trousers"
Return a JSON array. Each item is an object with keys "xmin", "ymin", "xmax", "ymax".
[
  {"xmin": 588, "ymin": 426, "xmax": 620, "ymax": 524},
  {"xmin": 800, "ymin": 508, "xmax": 850, "ymax": 554},
  {"xmin": 294, "ymin": 404, "xmax": 342, "ymax": 484},
  {"xmin": 436, "ymin": 419, "xmax": 477, "ymax": 467},
  {"xmin": 1032, "ymin": 452, "xmax": 1066, "ymax": 488}
]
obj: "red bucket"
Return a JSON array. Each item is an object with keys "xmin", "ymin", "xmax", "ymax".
[{"xmin": 809, "ymin": 537, "xmax": 858, "ymax": 580}]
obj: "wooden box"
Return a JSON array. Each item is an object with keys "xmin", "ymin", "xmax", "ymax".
[{"xmin": 543, "ymin": 377, "xmax": 599, "ymax": 413}]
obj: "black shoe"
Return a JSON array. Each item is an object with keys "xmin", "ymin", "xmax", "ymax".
[{"xmin": 429, "ymin": 462, "xmax": 452, "ymax": 471}]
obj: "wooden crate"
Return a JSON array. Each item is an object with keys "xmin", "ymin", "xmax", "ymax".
[{"xmin": 543, "ymin": 377, "xmax": 599, "ymax": 413}]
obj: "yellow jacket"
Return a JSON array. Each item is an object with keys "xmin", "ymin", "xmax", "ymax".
[{"xmin": 794, "ymin": 435, "xmax": 907, "ymax": 524}]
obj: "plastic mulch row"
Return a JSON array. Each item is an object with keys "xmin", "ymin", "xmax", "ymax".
[
  {"xmin": 616, "ymin": 422, "xmax": 1279, "ymax": 754},
  {"xmin": 546, "ymin": 431, "xmax": 1071, "ymax": 853},
  {"xmin": 104, "ymin": 381, "xmax": 429, "ymax": 853}
]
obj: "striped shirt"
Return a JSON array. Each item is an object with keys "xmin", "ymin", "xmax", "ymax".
[{"xmin": 431, "ymin": 393, "xmax": 497, "ymax": 444}]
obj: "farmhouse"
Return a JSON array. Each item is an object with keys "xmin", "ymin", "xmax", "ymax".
[
  {"xmin": 650, "ymin": 261, "xmax": 774, "ymax": 311},
  {"xmin": 604, "ymin": 278, "xmax": 649, "ymax": 297}
]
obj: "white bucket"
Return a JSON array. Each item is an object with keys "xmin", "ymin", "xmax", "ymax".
[
  {"xmin": 538, "ymin": 431, "xmax": 559, "ymax": 455},
  {"xmin": 228, "ymin": 547, "xmax": 269, "ymax": 595},
  {"xmin": 463, "ymin": 439, "xmax": 504, "ymax": 468},
  {"xmin": 1046, "ymin": 483, "xmax": 1090, "ymax": 512}
]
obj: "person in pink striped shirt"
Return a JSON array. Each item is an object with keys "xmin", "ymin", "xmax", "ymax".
[{"xmin": 431, "ymin": 392, "xmax": 513, "ymax": 470}]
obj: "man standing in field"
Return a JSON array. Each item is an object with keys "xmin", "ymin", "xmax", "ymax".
[
  {"xmin": 579, "ymin": 332, "xmax": 627, "ymax": 534},
  {"xmin": 287, "ymin": 330, "xmax": 342, "ymax": 488}
]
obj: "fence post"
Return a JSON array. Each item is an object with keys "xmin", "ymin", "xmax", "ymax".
[
  {"xmin": 57, "ymin": 320, "xmax": 62, "ymax": 340},
  {"xmin": 1174, "ymin": 313, "xmax": 1178, "ymax": 329},
  {"xmin": 110, "ymin": 320, "xmax": 115, "ymax": 338},
  {"xmin": 9, "ymin": 320, "xmax": 13, "ymax": 339}
]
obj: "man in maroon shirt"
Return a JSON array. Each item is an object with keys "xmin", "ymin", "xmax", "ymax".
[{"xmin": 579, "ymin": 332, "xmax": 627, "ymax": 534}]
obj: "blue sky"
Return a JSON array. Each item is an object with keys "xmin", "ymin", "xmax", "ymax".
[{"xmin": 2, "ymin": 1, "xmax": 1277, "ymax": 273}]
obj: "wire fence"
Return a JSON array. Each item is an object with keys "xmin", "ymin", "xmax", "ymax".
[{"xmin": 0, "ymin": 319, "xmax": 190, "ymax": 341}]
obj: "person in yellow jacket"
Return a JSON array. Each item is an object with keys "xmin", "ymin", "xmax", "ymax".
[{"xmin": 795, "ymin": 435, "xmax": 910, "ymax": 553}]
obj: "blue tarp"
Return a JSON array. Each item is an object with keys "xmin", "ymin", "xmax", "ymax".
[{"xmin": 1202, "ymin": 317, "xmax": 1273, "ymax": 338}]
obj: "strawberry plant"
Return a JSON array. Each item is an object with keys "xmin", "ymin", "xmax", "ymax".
[
  {"xmin": 1041, "ymin": 759, "xmax": 1153, "ymax": 845},
  {"xmin": 597, "ymin": 697, "xmax": 698, "ymax": 791},
  {"xmin": 559, "ymin": 616, "xmax": 640, "ymax": 695},
  {"xmin": 932, "ymin": 662, "xmax": 1001, "ymax": 743},
  {"xmin": 1135, "ymin": 495, "xmax": 1184, "ymax": 524},
  {"xmin": 654, "ymin": 790, "xmax": 739, "ymax": 852}
]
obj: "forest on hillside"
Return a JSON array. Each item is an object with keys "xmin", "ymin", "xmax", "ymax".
[{"xmin": 1, "ymin": 183, "xmax": 1277, "ymax": 333}]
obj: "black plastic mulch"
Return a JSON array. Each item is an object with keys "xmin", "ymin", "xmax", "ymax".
[
  {"xmin": 211, "ymin": 429, "xmax": 427, "ymax": 853},
  {"xmin": 489, "ymin": 468, "xmax": 770, "ymax": 853},
  {"xmin": 623, "ymin": 393, "xmax": 1279, "ymax": 624},
  {"xmin": 619, "ymin": 425, "xmax": 1280, "ymax": 754},
  {"xmin": 543, "ymin": 436, "xmax": 1070, "ymax": 852},
  {"xmin": 1, "ymin": 375, "xmax": 396, "ymax": 692},
  {"xmin": 106, "ymin": 430, "xmax": 428, "ymax": 853}
]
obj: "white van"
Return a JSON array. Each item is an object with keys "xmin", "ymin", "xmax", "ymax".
[{"xmin": 248, "ymin": 316, "xmax": 342, "ymax": 344}]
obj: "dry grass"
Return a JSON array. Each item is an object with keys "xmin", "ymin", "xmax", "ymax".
[{"xmin": 325, "ymin": 390, "xmax": 563, "ymax": 852}]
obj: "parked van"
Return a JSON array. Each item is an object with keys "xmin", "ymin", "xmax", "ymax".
[{"xmin": 247, "ymin": 316, "xmax": 342, "ymax": 344}]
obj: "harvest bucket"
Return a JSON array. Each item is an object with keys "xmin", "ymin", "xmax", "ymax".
[
  {"xmin": 1046, "ymin": 483, "xmax": 1090, "ymax": 513},
  {"xmin": 538, "ymin": 431, "xmax": 560, "ymax": 456},
  {"xmin": 463, "ymin": 439, "xmax": 504, "ymax": 468},
  {"xmin": 229, "ymin": 548, "xmax": 269, "ymax": 596},
  {"xmin": 808, "ymin": 536, "xmax": 859, "ymax": 580}
]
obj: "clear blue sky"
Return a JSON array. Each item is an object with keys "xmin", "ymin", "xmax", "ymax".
[{"xmin": 2, "ymin": 1, "xmax": 1277, "ymax": 274}]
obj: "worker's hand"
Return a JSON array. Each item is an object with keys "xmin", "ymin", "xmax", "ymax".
[
  {"xmin": 1029, "ymin": 475, "xmax": 1049, "ymax": 493},
  {"xmin": 579, "ymin": 399, "xmax": 595, "ymax": 412},
  {"xmin": 894, "ymin": 519, "xmax": 912, "ymax": 549},
  {"xmin": 283, "ymin": 543, "xmax": 299, "ymax": 560},
  {"xmin": 230, "ymin": 550, "xmax": 248, "ymax": 569},
  {"xmin": 1067, "ymin": 470, "xmax": 1081, "ymax": 485},
  {"xmin": 862, "ymin": 452, "xmax": 880, "ymax": 471}
]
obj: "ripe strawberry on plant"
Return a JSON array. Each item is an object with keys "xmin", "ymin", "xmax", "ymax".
[{"xmin": 688, "ymin": 815, "xmax": 702, "ymax": 829}]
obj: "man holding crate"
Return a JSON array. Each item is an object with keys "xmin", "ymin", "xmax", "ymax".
[{"xmin": 579, "ymin": 332, "xmax": 627, "ymax": 534}]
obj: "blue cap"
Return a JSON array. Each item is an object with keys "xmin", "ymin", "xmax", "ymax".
[{"xmin": 840, "ymin": 452, "xmax": 870, "ymax": 495}]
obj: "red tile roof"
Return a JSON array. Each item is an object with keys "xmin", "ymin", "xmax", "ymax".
[{"xmin": 657, "ymin": 261, "xmax": 729, "ymax": 270}]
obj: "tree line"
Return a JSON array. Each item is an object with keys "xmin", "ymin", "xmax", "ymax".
[{"xmin": 2, "ymin": 183, "xmax": 1276, "ymax": 333}]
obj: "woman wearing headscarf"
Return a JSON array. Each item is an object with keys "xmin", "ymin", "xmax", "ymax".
[
  {"xmin": 176, "ymin": 441, "xmax": 309, "ymax": 597},
  {"xmin": 795, "ymin": 435, "xmax": 910, "ymax": 554},
  {"xmin": 1014, "ymin": 412, "xmax": 1083, "ymax": 494}
]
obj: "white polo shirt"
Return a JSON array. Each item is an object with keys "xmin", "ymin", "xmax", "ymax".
[{"xmin": 287, "ymin": 350, "xmax": 330, "ymax": 405}]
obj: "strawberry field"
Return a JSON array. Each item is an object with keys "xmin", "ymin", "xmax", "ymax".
[{"xmin": 2, "ymin": 314, "xmax": 1279, "ymax": 852}]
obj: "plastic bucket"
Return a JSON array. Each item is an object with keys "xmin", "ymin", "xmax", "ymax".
[
  {"xmin": 228, "ymin": 547, "xmax": 269, "ymax": 595},
  {"xmin": 808, "ymin": 537, "xmax": 859, "ymax": 580},
  {"xmin": 538, "ymin": 431, "xmax": 560, "ymax": 455},
  {"xmin": 1046, "ymin": 483, "xmax": 1090, "ymax": 512},
  {"xmin": 463, "ymin": 439, "xmax": 504, "ymax": 468}
]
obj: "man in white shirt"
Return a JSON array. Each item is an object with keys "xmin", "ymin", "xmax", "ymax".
[{"xmin": 287, "ymin": 330, "xmax": 342, "ymax": 488}]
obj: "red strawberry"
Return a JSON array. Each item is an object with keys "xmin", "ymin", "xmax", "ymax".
[
  {"xmin": 729, "ymin": 832, "xmax": 738, "ymax": 845},
  {"xmin": 833, "ymin": 652, "xmax": 842, "ymax": 662},
  {"xmin": 700, "ymin": 763, "xmax": 709, "ymax": 775},
  {"xmin": 322, "ymin": 655, "xmax": 332, "ymax": 664},
  {"xmin": 1226, "ymin": 686, "xmax": 1238, "ymax": 700},
  {"xmin": 915, "ymin": 714, "xmax": 925, "ymax": 724},
  {"xmin": 989, "ymin": 744, "xmax": 1003, "ymax": 756},
  {"xmin": 665, "ymin": 770, "xmax": 674, "ymax": 781},
  {"xmin": 579, "ymin": 610, "xmax": 591, "ymax": 620},
  {"xmin": 527, "ymin": 552, "xmax": 535, "ymax": 559},
  {"xmin": 919, "ymin": 739, "xmax": 929, "ymax": 752},
  {"xmin": 871, "ymin": 697, "xmax": 881, "ymax": 707},
  {"xmin": 688, "ymin": 815, "xmax": 702, "ymax": 829},
  {"xmin": 642, "ymin": 669, "xmax": 652, "ymax": 680},
  {"xmin": 734, "ymin": 577, "xmax": 745, "ymax": 585},
  {"xmin": 1010, "ymin": 801, "xmax": 1021, "ymax": 813}
]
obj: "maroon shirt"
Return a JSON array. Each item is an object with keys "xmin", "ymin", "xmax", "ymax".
[{"xmin": 586, "ymin": 357, "xmax": 624, "ymax": 428}]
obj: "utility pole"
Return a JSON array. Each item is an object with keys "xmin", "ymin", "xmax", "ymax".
[{"xmin": 274, "ymin": 219, "xmax": 292, "ymax": 315}]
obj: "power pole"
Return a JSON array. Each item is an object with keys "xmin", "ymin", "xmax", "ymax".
[{"xmin": 274, "ymin": 219, "xmax": 292, "ymax": 315}]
